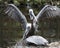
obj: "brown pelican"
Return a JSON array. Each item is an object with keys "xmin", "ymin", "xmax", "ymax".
[
  {"xmin": 29, "ymin": 5, "xmax": 60, "ymax": 31},
  {"xmin": 5, "ymin": 4, "xmax": 48, "ymax": 46}
]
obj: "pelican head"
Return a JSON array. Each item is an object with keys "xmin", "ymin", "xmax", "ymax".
[{"xmin": 29, "ymin": 9, "xmax": 35, "ymax": 20}]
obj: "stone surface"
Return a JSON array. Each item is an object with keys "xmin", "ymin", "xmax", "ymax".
[{"xmin": 7, "ymin": 41, "xmax": 60, "ymax": 48}]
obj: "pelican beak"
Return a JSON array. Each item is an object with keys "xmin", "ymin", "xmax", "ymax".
[{"xmin": 29, "ymin": 9, "xmax": 35, "ymax": 20}]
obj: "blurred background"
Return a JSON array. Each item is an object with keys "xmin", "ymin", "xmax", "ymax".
[{"xmin": 0, "ymin": 0, "xmax": 60, "ymax": 47}]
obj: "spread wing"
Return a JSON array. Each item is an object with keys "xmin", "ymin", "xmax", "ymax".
[
  {"xmin": 5, "ymin": 4, "xmax": 27, "ymax": 30},
  {"xmin": 36, "ymin": 5, "xmax": 60, "ymax": 21}
]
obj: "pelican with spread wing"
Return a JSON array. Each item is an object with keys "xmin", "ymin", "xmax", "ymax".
[
  {"xmin": 29, "ymin": 5, "xmax": 60, "ymax": 32},
  {"xmin": 5, "ymin": 4, "xmax": 48, "ymax": 46}
]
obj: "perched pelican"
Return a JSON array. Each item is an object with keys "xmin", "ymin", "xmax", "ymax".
[{"xmin": 5, "ymin": 4, "xmax": 48, "ymax": 46}]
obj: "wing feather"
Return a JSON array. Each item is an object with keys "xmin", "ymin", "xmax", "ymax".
[
  {"xmin": 44, "ymin": 6, "xmax": 60, "ymax": 18},
  {"xmin": 5, "ymin": 4, "xmax": 27, "ymax": 30},
  {"xmin": 36, "ymin": 5, "xmax": 50, "ymax": 19},
  {"xmin": 36, "ymin": 5, "xmax": 60, "ymax": 21}
]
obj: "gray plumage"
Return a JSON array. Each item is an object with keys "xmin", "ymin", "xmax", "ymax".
[
  {"xmin": 29, "ymin": 5, "xmax": 60, "ymax": 32},
  {"xmin": 5, "ymin": 4, "xmax": 27, "ymax": 30},
  {"xmin": 5, "ymin": 4, "xmax": 49, "ymax": 46},
  {"xmin": 36, "ymin": 5, "xmax": 60, "ymax": 20}
]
